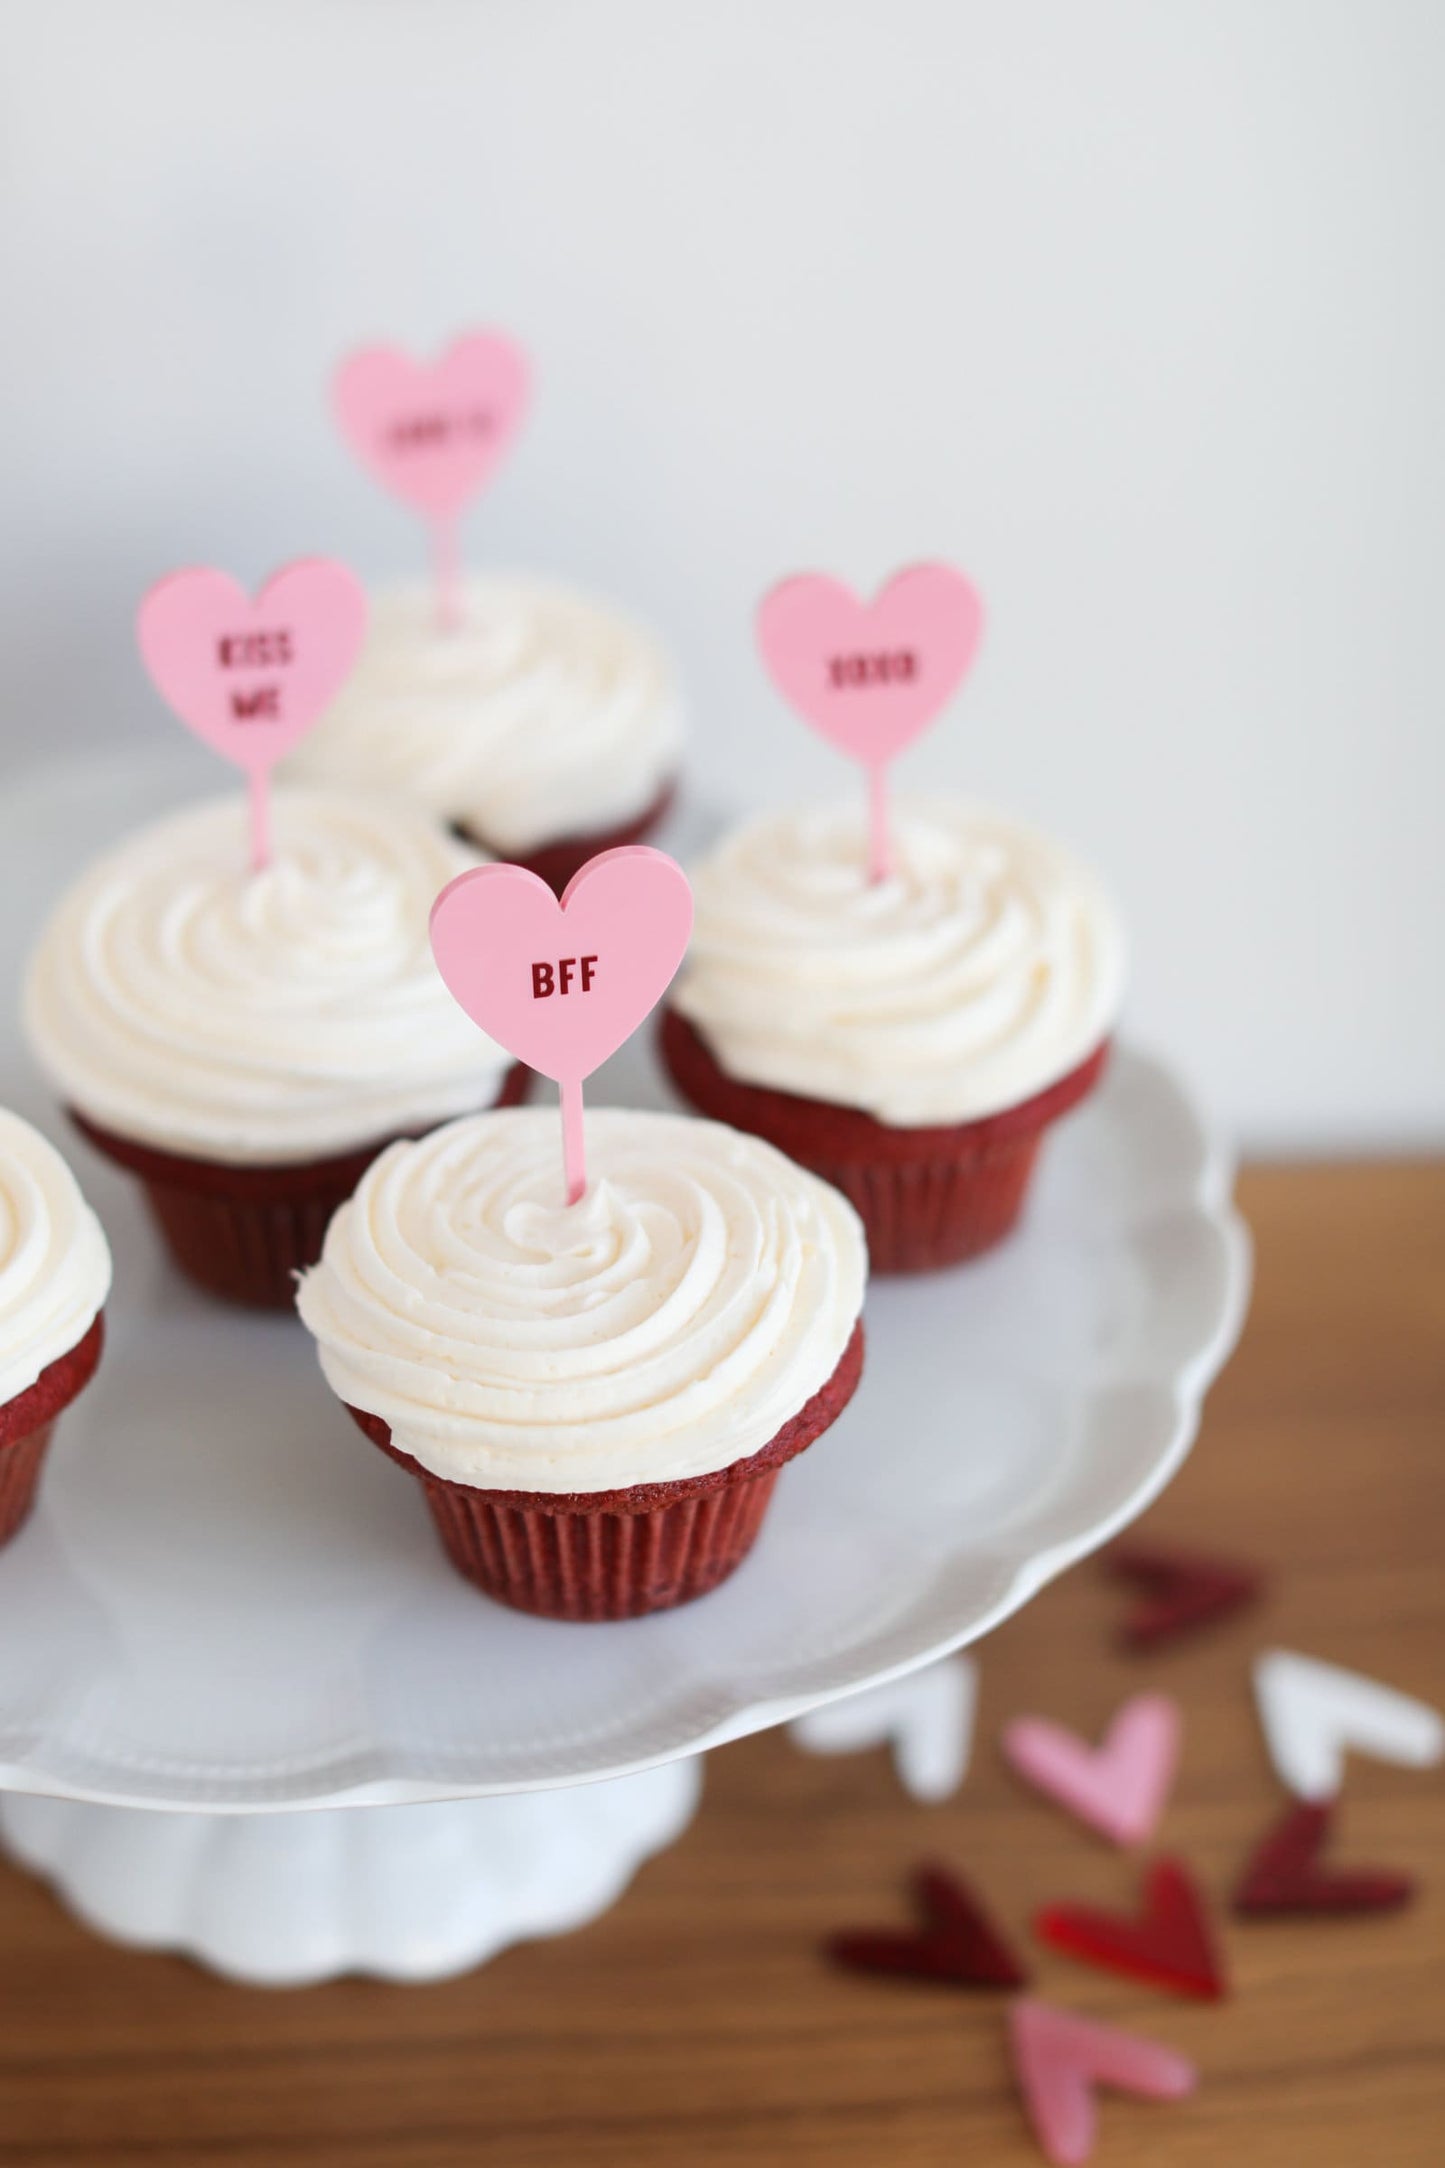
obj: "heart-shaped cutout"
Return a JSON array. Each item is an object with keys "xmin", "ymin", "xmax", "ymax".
[
  {"xmin": 1108, "ymin": 1542, "xmax": 1263, "ymax": 1652},
  {"xmin": 334, "ymin": 331, "xmax": 530, "ymax": 518},
  {"xmin": 827, "ymin": 1860, "xmax": 1028, "ymax": 1990},
  {"xmin": 429, "ymin": 845, "xmax": 693, "ymax": 1085},
  {"xmin": 1254, "ymin": 1649, "xmax": 1445, "ymax": 1800},
  {"xmin": 756, "ymin": 562, "xmax": 983, "ymax": 770},
  {"xmin": 1233, "ymin": 1801, "xmax": 1416, "ymax": 1916},
  {"xmin": 1002, "ymin": 1693, "xmax": 1182, "ymax": 1847},
  {"xmin": 792, "ymin": 1657, "xmax": 976, "ymax": 1802},
  {"xmin": 1036, "ymin": 1857, "xmax": 1227, "ymax": 2000},
  {"xmin": 136, "ymin": 560, "xmax": 368, "ymax": 776},
  {"xmin": 1009, "ymin": 1999, "xmax": 1196, "ymax": 2165}
]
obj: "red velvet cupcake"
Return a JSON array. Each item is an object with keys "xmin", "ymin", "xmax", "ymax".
[
  {"xmin": 297, "ymin": 1108, "xmax": 867, "ymax": 1621},
  {"xmin": 286, "ymin": 576, "xmax": 683, "ymax": 894},
  {"xmin": 0, "ymin": 1110, "xmax": 111, "ymax": 1545},
  {"xmin": 24, "ymin": 789, "xmax": 527, "ymax": 1308},
  {"xmin": 662, "ymin": 797, "xmax": 1126, "ymax": 1273}
]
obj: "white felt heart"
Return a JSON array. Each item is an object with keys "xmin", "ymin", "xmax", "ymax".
[
  {"xmin": 1254, "ymin": 1649, "xmax": 1445, "ymax": 1800},
  {"xmin": 790, "ymin": 1657, "xmax": 976, "ymax": 1803}
]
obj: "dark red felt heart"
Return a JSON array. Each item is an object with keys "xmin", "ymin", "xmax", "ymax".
[
  {"xmin": 1233, "ymin": 1801, "xmax": 1415, "ymax": 1917},
  {"xmin": 1035, "ymin": 1857, "xmax": 1227, "ymax": 2000},
  {"xmin": 827, "ymin": 1862, "xmax": 1028, "ymax": 1989},
  {"xmin": 1107, "ymin": 1542, "xmax": 1263, "ymax": 1652}
]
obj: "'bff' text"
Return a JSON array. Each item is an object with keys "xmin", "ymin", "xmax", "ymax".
[{"xmin": 532, "ymin": 957, "xmax": 600, "ymax": 998}]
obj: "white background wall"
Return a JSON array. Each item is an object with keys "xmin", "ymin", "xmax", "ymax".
[{"xmin": 2, "ymin": 0, "xmax": 1441, "ymax": 1149}]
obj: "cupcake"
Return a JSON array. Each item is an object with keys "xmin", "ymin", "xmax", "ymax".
[
  {"xmin": 297, "ymin": 1107, "xmax": 866, "ymax": 1620},
  {"xmin": 0, "ymin": 1108, "xmax": 110, "ymax": 1545},
  {"xmin": 285, "ymin": 575, "xmax": 683, "ymax": 891},
  {"xmin": 23, "ymin": 788, "xmax": 526, "ymax": 1309},
  {"xmin": 661, "ymin": 795, "xmax": 1125, "ymax": 1273}
]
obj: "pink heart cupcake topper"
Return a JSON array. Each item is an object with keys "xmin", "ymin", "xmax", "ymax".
[
  {"xmin": 136, "ymin": 559, "xmax": 368, "ymax": 871},
  {"xmin": 756, "ymin": 562, "xmax": 984, "ymax": 882},
  {"xmin": 430, "ymin": 846, "xmax": 693, "ymax": 1204},
  {"xmin": 333, "ymin": 331, "xmax": 530, "ymax": 629}
]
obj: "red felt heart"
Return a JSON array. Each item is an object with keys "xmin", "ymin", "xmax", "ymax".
[
  {"xmin": 1107, "ymin": 1543, "xmax": 1262, "ymax": 1653},
  {"xmin": 1233, "ymin": 1801, "xmax": 1415, "ymax": 1917},
  {"xmin": 1035, "ymin": 1857, "xmax": 1226, "ymax": 2000},
  {"xmin": 827, "ymin": 1861, "xmax": 1028, "ymax": 1990}
]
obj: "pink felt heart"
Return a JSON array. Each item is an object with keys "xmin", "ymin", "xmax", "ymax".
[
  {"xmin": 429, "ymin": 846, "xmax": 693, "ymax": 1085},
  {"xmin": 136, "ymin": 560, "xmax": 368, "ymax": 776},
  {"xmin": 755, "ymin": 563, "xmax": 983, "ymax": 770},
  {"xmin": 1002, "ymin": 1693, "xmax": 1182, "ymax": 1847},
  {"xmin": 1009, "ymin": 1999, "xmax": 1196, "ymax": 2166},
  {"xmin": 333, "ymin": 332, "xmax": 530, "ymax": 518}
]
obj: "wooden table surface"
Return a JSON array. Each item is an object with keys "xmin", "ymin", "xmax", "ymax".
[{"xmin": 1, "ymin": 1163, "xmax": 1442, "ymax": 2167}]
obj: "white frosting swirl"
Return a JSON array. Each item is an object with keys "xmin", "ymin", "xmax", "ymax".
[
  {"xmin": 287, "ymin": 576, "xmax": 683, "ymax": 853},
  {"xmin": 671, "ymin": 796, "xmax": 1126, "ymax": 1127},
  {"xmin": 297, "ymin": 1108, "xmax": 866, "ymax": 1492},
  {"xmin": 23, "ymin": 789, "xmax": 512, "ymax": 1165},
  {"xmin": 0, "ymin": 1108, "xmax": 111, "ymax": 1406}
]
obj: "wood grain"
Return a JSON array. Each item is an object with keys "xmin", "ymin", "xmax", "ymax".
[{"xmin": 1, "ymin": 1163, "xmax": 1441, "ymax": 2167}]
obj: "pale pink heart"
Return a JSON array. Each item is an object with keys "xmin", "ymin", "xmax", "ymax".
[
  {"xmin": 135, "ymin": 560, "xmax": 368, "ymax": 777},
  {"xmin": 1002, "ymin": 1693, "xmax": 1182, "ymax": 1847},
  {"xmin": 1009, "ymin": 1999, "xmax": 1196, "ymax": 2166},
  {"xmin": 333, "ymin": 332, "xmax": 530, "ymax": 517},
  {"xmin": 755, "ymin": 562, "xmax": 983, "ymax": 769},
  {"xmin": 429, "ymin": 846, "xmax": 693, "ymax": 1086}
]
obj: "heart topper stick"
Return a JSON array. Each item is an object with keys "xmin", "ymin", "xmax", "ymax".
[
  {"xmin": 333, "ymin": 331, "xmax": 531, "ymax": 633},
  {"xmin": 136, "ymin": 559, "xmax": 368, "ymax": 872},
  {"xmin": 755, "ymin": 562, "xmax": 984, "ymax": 883},
  {"xmin": 430, "ymin": 846, "xmax": 693, "ymax": 1205}
]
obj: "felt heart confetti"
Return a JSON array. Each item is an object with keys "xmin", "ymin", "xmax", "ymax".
[
  {"xmin": 136, "ymin": 559, "xmax": 368, "ymax": 871},
  {"xmin": 430, "ymin": 846, "xmax": 693, "ymax": 1204},
  {"xmin": 790, "ymin": 1657, "xmax": 977, "ymax": 1803},
  {"xmin": 827, "ymin": 1860, "xmax": 1028, "ymax": 1990},
  {"xmin": 1233, "ymin": 1800, "xmax": 1416, "ymax": 1917},
  {"xmin": 1036, "ymin": 1857, "xmax": 1227, "ymax": 2000},
  {"xmin": 1254, "ymin": 1649, "xmax": 1445, "ymax": 1800},
  {"xmin": 1002, "ymin": 1694, "xmax": 1182, "ymax": 1847},
  {"xmin": 1108, "ymin": 1542, "xmax": 1262, "ymax": 1652},
  {"xmin": 333, "ymin": 330, "xmax": 530, "ymax": 629},
  {"xmin": 1009, "ymin": 1999, "xmax": 1197, "ymax": 2166},
  {"xmin": 755, "ymin": 563, "xmax": 983, "ymax": 882}
]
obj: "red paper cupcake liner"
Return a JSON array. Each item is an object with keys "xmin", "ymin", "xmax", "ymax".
[
  {"xmin": 0, "ymin": 1311, "xmax": 104, "ymax": 1546},
  {"xmin": 458, "ymin": 780, "xmax": 676, "ymax": 896},
  {"xmin": 70, "ymin": 1065, "xmax": 530, "ymax": 1311},
  {"xmin": 660, "ymin": 1008, "xmax": 1110, "ymax": 1273},
  {"xmin": 344, "ymin": 1317, "xmax": 865, "ymax": 1621}
]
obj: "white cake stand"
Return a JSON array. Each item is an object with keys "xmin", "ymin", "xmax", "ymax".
[{"xmin": 0, "ymin": 750, "xmax": 1250, "ymax": 1984}]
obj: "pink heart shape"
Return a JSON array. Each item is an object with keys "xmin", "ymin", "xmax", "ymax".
[
  {"xmin": 1009, "ymin": 1999, "xmax": 1196, "ymax": 2166},
  {"xmin": 333, "ymin": 332, "xmax": 530, "ymax": 518},
  {"xmin": 755, "ymin": 562, "xmax": 983, "ymax": 770},
  {"xmin": 136, "ymin": 560, "xmax": 368, "ymax": 776},
  {"xmin": 429, "ymin": 846, "xmax": 693, "ymax": 1085},
  {"xmin": 1002, "ymin": 1693, "xmax": 1182, "ymax": 1847}
]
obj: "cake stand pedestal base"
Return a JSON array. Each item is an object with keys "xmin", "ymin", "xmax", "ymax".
[{"xmin": 0, "ymin": 1760, "xmax": 701, "ymax": 1987}]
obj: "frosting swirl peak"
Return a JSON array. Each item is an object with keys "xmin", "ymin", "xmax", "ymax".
[
  {"xmin": 670, "ymin": 795, "xmax": 1126, "ymax": 1127},
  {"xmin": 297, "ymin": 1108, "xmax": 866, "ymax": 1491},
  {"xmin": 287, "ymin": 575, "xmax": 683, "ymax": 852},
  {"xmin": 0, "ymin": 1109, "xmax": 111, "ymax": 1405},
  {"xmin": 24, "ymin": 789, "xmax": 511, "ymax": 1164}
]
